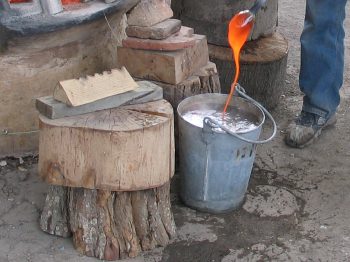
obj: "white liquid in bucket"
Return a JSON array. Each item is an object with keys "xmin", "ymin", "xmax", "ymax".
[{"xmin": 182, "ymin": 109, "xmax": 259, "ymax": 133}]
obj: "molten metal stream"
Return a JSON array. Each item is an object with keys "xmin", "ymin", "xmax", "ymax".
[
  {"xmin": 61, "ymin": 0, "xmax": 81, "ymax": 4},
  {"xmin": 223, "ymin": 11, "xmax": 254, "ymax": 113}
]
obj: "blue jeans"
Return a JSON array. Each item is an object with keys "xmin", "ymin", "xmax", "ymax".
[{"xmin": 300, "ymin": 0, "xmax": 347, "ymax": 118}]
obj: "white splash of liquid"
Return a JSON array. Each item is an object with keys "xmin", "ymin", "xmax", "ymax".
[{"xmin": 182, "ymin": 109, "xmax": 258, "ymax": 133}]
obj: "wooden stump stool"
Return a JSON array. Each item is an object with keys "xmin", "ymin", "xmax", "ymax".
[
  {"xmin": 38, "ymin": 100, "xmax": 176, "ymax": 260},
  {"xmin": 209, "ymin": 32, "xmax": 289, "ymax": 110}
]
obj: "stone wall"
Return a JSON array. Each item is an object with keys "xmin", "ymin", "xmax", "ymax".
[{"xmin": 0, "ymin": 12, "xmax": 127, "ymax": 157}]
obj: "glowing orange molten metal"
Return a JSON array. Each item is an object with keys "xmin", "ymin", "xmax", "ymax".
[
  {"xmin": 223, "ymin": 11, "xmax": 254, "ymax": 113},
  {"xmin": 61, "ymin": 0, "xmax": 81, "ymax": 4}
]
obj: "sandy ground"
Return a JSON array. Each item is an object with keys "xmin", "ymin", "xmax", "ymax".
[{"xmin": 1, "ymin": 0, "xmax": 350, "ymax": 261}]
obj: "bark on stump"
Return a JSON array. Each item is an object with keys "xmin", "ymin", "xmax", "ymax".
[
  {"xmin": 209, "ymin": 32, "xmax": 289, "ymax": 110},
  {"xmin": 40, "ymin": 182, "xmax": 175, "ymax": 260},
  {"xmin": 39, "ymin": 100, "xmax": 176, "ymax": 260}
]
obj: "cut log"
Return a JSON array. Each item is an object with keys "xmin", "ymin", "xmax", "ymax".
[
  {"xmin": 209, "ymin": 33, "xmax": 289, "ymax": 109},
  {"xmin": 40, "ymin": 182, "xmax": 176, "ymax": 260},
  {"xmin": 40, "ymin": 185, "xmax": 71, "ymax": 238},
  {"xmin": 117, "ymin": 34, "xmax": 209, "ymax": 84},
  {"xmin": 38, "ymin": 99, "xmax": 175, "ymax": 191}
]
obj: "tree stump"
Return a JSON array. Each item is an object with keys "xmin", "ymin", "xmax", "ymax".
[
  {"xmin": 209, "ymin": 32, "xmax": 289, "ymax": 110},
  {"xmin": 40, "ymin": 182, "xmax": 175, "ymax": 260},
  {"xmin": 39, "ymin": 100, "xmax": 176, "ymax": 260},
  {"xmin": 38, "ymin": 99, "xmax": 174, "ymax": 191}
]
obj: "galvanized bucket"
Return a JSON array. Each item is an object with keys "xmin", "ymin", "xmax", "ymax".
[{"xmin": 177, "ymin": 85, "xmax": 277, "ymax": 213}]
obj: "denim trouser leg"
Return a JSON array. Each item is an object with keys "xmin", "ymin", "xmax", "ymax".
[{"xmin": 300, "ymin": 0, "xmax": 347, "ymax": 118}]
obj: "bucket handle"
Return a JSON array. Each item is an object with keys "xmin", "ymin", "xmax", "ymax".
[{"xmin": 203, "ymin": 84, "xmax": 277, "ymax": 144}]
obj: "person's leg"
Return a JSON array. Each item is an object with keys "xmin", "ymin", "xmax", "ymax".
[
  {"xmin": 300, "ymin": 0, "xmax": 347, "ymax": 118},
  {"xmin": 285, "ymin": 0, "xmax": 347, "ymax": 148}
]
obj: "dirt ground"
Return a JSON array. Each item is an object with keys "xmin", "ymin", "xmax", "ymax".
[{"xmin": 1, "ymin": 0, "xmax": 350, "ymax": 261}]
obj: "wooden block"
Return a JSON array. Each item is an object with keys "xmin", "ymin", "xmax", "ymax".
[
  {"xmin": 209, "ymin": 32, "xmax": 289, "ymax": 109},
  {"xmin": 117, "ymin": 34, "xmax": 209, "ymax": 85},
  {"xmin": 122, "ymin": 26, "xmax": 196, "ymax": 51},
  {"xmin": 36, "ymin": 81, "xmax": 163, "ymax": 119},
  {"xmin": 54, "ymin": 67, "xmax": 138, "ymax": 107},
  {"xmin": 38, "ymin": 99, "xmax": 175, "ymax": 192},
  {"xmin": 125, "ymin": 18, "xmax": 181, "ymax": 40},
  {"xmin": 127, "ymin": 0, "xmax": 173, "ymax": 27}
]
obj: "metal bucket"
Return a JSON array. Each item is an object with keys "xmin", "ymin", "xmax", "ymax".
[{"xmin": 177, "ymin": 85, "xmax": 276, "ymax": 213}]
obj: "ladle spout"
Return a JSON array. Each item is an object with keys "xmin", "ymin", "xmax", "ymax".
[{"xmin": 249, "ymin": 0, "xmax": 267, "ymax": 15}]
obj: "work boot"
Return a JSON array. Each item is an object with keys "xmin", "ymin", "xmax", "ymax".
[{"xmin": 285, "ymin": 111, "xmax": 337, "ymax": 148}]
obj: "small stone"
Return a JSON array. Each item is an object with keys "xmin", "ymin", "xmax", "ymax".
[
  {"xmin": 251, "ymin": 243, "xmax": 266, "ymax": 252},
  {"xmin": 127, "ymin": 0, "xmax": 173, "ymax": 27},
  {"xmin": 0, "ymin": 160, "xmax": 7, "ymax": 167},
  {"xmin": 181, "ymin": 26, "xmax": 194, "ymax": 37},
  {"xmin": 18, "ymin": 166, "xmax": 28, "ymax": 172},
  {"xmin": 19, "ymin": 157, "xmax": 24, "ymax": 165}
]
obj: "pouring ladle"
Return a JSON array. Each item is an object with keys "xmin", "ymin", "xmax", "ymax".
[{"xmin": 239, "ymin": 0, "xmax": 268, "ymax": 27}]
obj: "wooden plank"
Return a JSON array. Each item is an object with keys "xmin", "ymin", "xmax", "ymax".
[
  {"xmin": 36, "ymin": 81, "xmax": 163, "ymax": 119},
  {"xmin": 117, "ymin": 34, "xmax": 209, "ymax": 84},
  {"xmin": 54, "ymin": 67, "xmax": 138, "ymax": 106}
]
